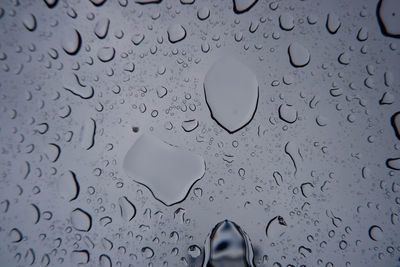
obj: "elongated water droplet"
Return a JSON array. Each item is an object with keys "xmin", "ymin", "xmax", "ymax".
[
  {"xmin": 23, "ymin": 14, "xmax": 37, "ymax": 32},
  {"xmin": 326, "ymin": 13, "xmax": 341, "ymax": 34},
  {"xmin": 204, "ymin": 56, "xmax": 258, "ymax": 133},
  {"xmin": 97, "ymin": 47, "xmax": 115, "ymax": 62},
  {"xmin": 391, "ymin": 111, "xmax": 400, "ymax": 139},
  {"xmin": 62, "ymin": 29, "xmax": 82, "ymax": 55},
  {"xmin": 94, "ymin": 18, "xmax": 110, "ymax": 39}
]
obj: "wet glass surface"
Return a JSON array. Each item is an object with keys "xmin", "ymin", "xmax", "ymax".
[{"xmin": 0, "ymin": 0, "xmax": 399, "ymax": 266}]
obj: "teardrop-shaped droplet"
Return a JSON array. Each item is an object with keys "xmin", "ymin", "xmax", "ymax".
[{"xmin": 204, "ymin": 56, "xmax": 258, "ymax": 133}]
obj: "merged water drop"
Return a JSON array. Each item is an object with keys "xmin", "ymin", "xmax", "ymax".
[{"xmin": 123, "ymin": 134, "xmax": 205, "ymax": 206}]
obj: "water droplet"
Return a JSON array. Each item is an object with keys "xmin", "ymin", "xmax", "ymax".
[
  {"xmin": 288, "ymin": 42, "xmax": 310, "ymax": 67},
  {"xmin": 197, "ymin": 7, "xmax": 210, "ymax": 20},
  {"xmin": 203, "ymin": 220, "xmax": 255, "ymax": 267},
  {"xmin": 357, "ymin": 27, "xmax": 369, "ymax": 41},
  {"xmin": 368, "ymin": 225, "xmax": 383, "ymax": 241},
  {"xmin": 316, "ymin": 115, "xmax": 328, "ymax": 126},
  {"xmin": 182, "ymin": 119, "xmax": 199, "ymax": 132},
  {"xmin": 90, "ymin": 0, "xmax": 107, "ymax": 7},
  {"xmin": 118, "ymin": 196, "xmax": 136, "ymax": 221},
  {"xmin": 99, "ymin": 254, "xmax": 112, "ymax": 267},
  {"xmin": 135, "ymin": 0, "xmax": 161, "ymax": 4},
  {"xmin": 43, "ymin": 0, "xmax": 58, "ymax": 8},
  {"xmin": 338, "ymin": 52, "xmax": 351, "ymax": 65},
  {"xmin": 142, "ymin": 247, "xmax": 154, "ymax": 258},
  {"xmin": 284, "ymin": 141, "xmax": 302, "ymax": 176},
  {"xmin": 167, "ymin": 24, "xmax": 187, "ymax": 43},
  {"xmin": 204, "ymin": 56, "xmax": 258, "ymax": 133},
  {"xmin": 384, "ymin": 71, "xmax": 394, "ymax": 87},
  {"xmin": 379, "ymin": 92, "xmax": 394, "ymax": 105},
  {"xmin": 94, "ymin": 18, "xmax": 110, "ymax": 39},
  {"xmin": 123, "ymin": 134, "xmax": 205, "ymax": 206},
  {"xmin": 71, "ymin": 208, "xmax": 92, "ymax": 232},
  {"xmin": 131, "ymin": 33, "xmax": 145, "ymax": 45},
  {"xmin": 377, "ymin": 0, "xmax": 400, "ymax": 38},
  {"xmin": 265, "ymin": 216, "xmax": 287, "ymax": 238},
  {"xmin": 386, "ymin": 158, "xmax": 400, "ymax": 170},
  {"xmin": 188, "ymin": 245, "xmax": 201, "ymax": 258},
  {"xmin": 58, "ymin": 170, "xmax": 80, "ymax": 202},
  {"xmin": 232, "ymin": 0, "xmax": 259, "ymax": 14},
  {"xmin": 307, "ymin": 14, "xmax": 318, "ymax": 24},
  {"xmin": 391, "ymin": 111, "xmax": 400, "ymax": 139},
  {"xmin": 180, "ymin": 0, "xmax": 194, "ymax": 4},
  {"xmin": 71, "ymin": 250, "xmax": 90, "ymax": 265},
  {"xmin": 279, "ymin": 13, "xmax": 295, "ymax": 31},
  {"xmin": 97, "ymin": 47, "xmax": 115, "ymax": 62},
  {"xmin": 278, "ymin": 104, "xmax": 298, "ymax": 123},
  {"xmin": 326, "ymin": 13, "xmax": 341, "ymax": 34},
  {"xmin": 62, "ymin": 28, "xmax": 82, "ymax": 55},
  {"xmin": 9, "ymin": 228, "xmax": 23, "ymax": 243},
  {"xmin": 22, "ymin": 14, "xmax": 37, "ymax": 32}
]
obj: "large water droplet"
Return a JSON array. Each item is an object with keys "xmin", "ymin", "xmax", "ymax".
[
  {"xmin": 62, "ymin": 28, "xmax": 82, "ymax": 55},
  {"xmin": 135, "ymin": 0, "xmax": 161, "ymax": 4},
  {"xmin": 204, "ymin": 56, "xmax": 258, "ymax": 133},
  {"xmin": 386, "ymin": 158, "xmax": 400, "ymax": 170},
  {"xmin": 97, "ymin": 47, "xmax": 115, "ymax": 62},
  {"xmin": 197, "ymin": 7, "xmax": 210, "ymax": 20},
  {"xmin": 326, "ymin": 13, "xmax": 341, "ymax": 34},
  {"xmin": 232, "ymin": 0, "xmax": 259, "ymax": 14},
  {"xmin": 71, "ymin": 208, "xmax": 92, "ymax": 232},
  {"xmin": 90, "ymin": 0, "xmax": 107, "ymax": 7},
  {"xmin": 288, "ymin": 42, "xmax": 310, "ymax": 67},
  {"xmin": 123, "ymin": 134, "xmax": 205, "ymax": 206},
  {"xmin": 94, "ymin": 18, "xmax": 110, "ymax": 39},
  {"xmin": 278, "ymin": 104, "xmax": 298, "ymax": 123},
  {"xmin": 377, "ymin": 0, "xmax": 400, "ymax": 38},
  {"xmin": 22, "ymin": 14, "xmax": 37, "ymax": 32},
  {"xmin": 391, "ymin": 111, "xmax": 400, "ymax": 139},
  {"xmin": 118, "ymin": 196, "xmax": 136, "ymax": 221},
  {"xmin": 368, "ymin": 225, "xmax": 383, "ymax": 241},
  {"xmin": 202, "ymin": 220, "xmax": 255, "ymax": 267},
  {"xmin": 43, "ymin": 0, "xmax": 58, "ymax": 8},
  {"xmin": 167, "ymin": 24, "xmax": 187, "ymax": 43},
  {"xmin": 279, "ymin": 13, "xmax": 295, "ymax": 31}
]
